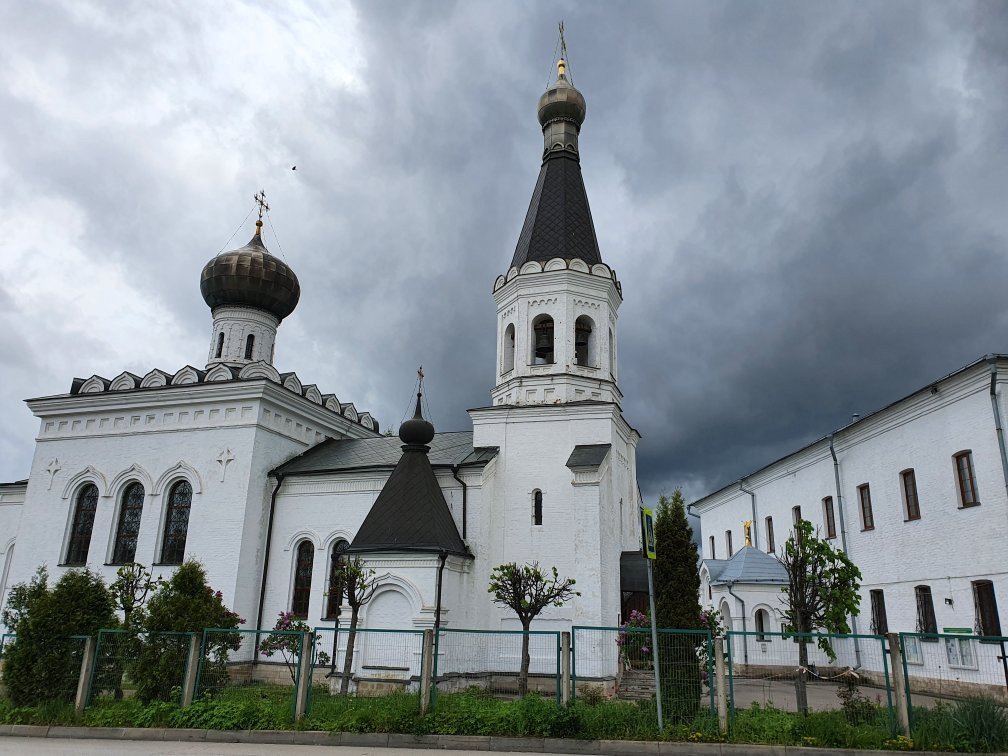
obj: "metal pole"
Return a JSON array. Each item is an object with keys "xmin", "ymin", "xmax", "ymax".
[{"xmin": 646, "ymin": 558, "xmax": 663, "ymax": 731}]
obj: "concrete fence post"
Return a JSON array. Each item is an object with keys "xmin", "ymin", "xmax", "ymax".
[
  {"xmin": 887, "ymin": 632, "xmax": 911, "ymax": 736},
  {"xmin": 294, "ymin": 631, "xmax": 314, "ymax": 721},
  {"xmin": 561, "ymin": 631, "xmax": 571, "ymax": 705},
  {"xmin": 714, "ymin": 637, "xmax": 728, "ymax": 734},
  {"xmin": 419, "ymin": 628, "xmax": 434, "ymax": 716},
  {"xmin": 181, "ymin": 633, "xmax": 202, "ymax": 707},
  {"xmin": 74, "ymin": 636, "xmax": 96, "ymax": 714}
]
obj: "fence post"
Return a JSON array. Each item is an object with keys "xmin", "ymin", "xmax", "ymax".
[
  {"xmin": 887, "ymin": 632, "xmax": 910, "ymax": 736},
  {"xmin": 561, "ymin": 631, "xmax": 571, "ymax": 705},
  {"xmin": 74, "ymin": 636, "xmax": 96, "ymax": 714},
  {"xmin": 180, "ymin": 633, "xmax": 201, "ymax": 707},
  {"xmin": 419, "ymin": 628, "xmax": 435, "ymax": 716},
  {"xmin": 294, "ymin": 631, "xmax": 313, "ymax": 720},
  {"xmin": 714, "ymin": 637, "xmax": 728, "ymax": 734}
]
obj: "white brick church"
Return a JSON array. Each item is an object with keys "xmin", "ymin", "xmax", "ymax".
[{"xmin": 0, "ymin": 60, "xmax": 646, "ymax": 638}]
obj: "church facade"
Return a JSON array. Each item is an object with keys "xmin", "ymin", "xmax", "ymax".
[{"xmin": 0, "ymin": 60, "xmax": 644, "ymax": 639}]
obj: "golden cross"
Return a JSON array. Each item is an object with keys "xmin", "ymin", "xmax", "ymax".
[{"xmin": 253, "ymin": 189, "xmax": 270, "ymax": 221}]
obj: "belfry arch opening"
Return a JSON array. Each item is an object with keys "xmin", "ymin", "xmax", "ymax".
[
  {"xmin": 502, "ymin": 323, "xmax": 515, "ymax": 374},
  {"xmin": 574, "ymin": 315, "xmax": 596, "ymax": 367},
  {"xmin": 531, "ymin": 315, "xmax": 554, "ymax": 365}
]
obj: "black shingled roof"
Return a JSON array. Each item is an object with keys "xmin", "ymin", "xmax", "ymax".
[{"xmin": 510, "ymin": 152, "xmax": 602, "ymax": 269}]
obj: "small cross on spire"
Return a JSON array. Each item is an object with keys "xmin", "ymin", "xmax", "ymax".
[
  {"xmin": 254, "ymin": 189, "xmax": 270, "ymax": 221},
  {"xmin": 418, "ymin": 365, "xmax": 425, "ymax": 396}
]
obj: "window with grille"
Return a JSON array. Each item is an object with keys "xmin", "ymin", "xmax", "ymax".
[
  {"xmin": 915, "ymin": 585, "xmax": 938, "ymax": 640},
  {"xmin": 973, "ymin": 580, "xmax": 1002, "ymax": 637},
  {"xmin": 291, "ymin": 540, "xmax": 314, "ymax": 619},
  {"xmin": 323, "ymin": 540, "xmax": 349, "ymax": 620},
  {"xmin": 870, "ymin": 589, "xmax": 888, "ymax": 635},
  {"xmin": 65, "ymin": 483, "xmax": 98, "ymax": 565},
  {"xmin": 954, "ymin": 451, "xmax": 979, "ymax": 507},
  {"xmin": 112, "ymin": 482, "xmax": 145, "ymax": 564},
  {"xmin": 765, "ymin": 516, "xmax": 775, "ymax": 553},
  {"xmin": 159, "ymin": 480, "xmax": 192, "ymax": 565},
  {"xmin": 858, "ymin": 484, "xmax": 874, "ymax": 531},
  {"xmin": 823, "ymin": 496, "xmax": 837, "ymax": 539},
  {"xmin": 901, "ymin": 469, "xmax": 920, "ymax": 521}
]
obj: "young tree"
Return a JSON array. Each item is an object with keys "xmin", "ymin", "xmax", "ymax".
[
  {"xmin": 652, "ymin": 490, "xmax": 703, "ymax": 721},
  {"xmin": 779, "ymin": 519, "xmax": 862, "ymax": 714},
  {"xmin": 110, "ymin": 562, "xmax": 161, "ymax": 630},
  {"xmin": 338, "ymin": 557, "xmax": 376, "ymax": 694},
  {"xmin": 259, "ymin": 611, "xmax": 328, "ymax": 686},
  {"xmin": 488, "ymin": 562, "xmax": 579, "ymax": 696}
]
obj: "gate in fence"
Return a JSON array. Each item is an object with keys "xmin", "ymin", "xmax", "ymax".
[
  {"xmin": 434, "ymin": 628, "xmax": 561, "ymax": 701},
  {"xmin": 87, "ymin": 629, "xmax": 194, "ymax": 706},
  {"xmin": 571, "ymin": 626, "xmax": 715, "ymax": 722},
  {"xmin": 899, "ymin": 631, "xmax": 1008, "ymax": 727}
]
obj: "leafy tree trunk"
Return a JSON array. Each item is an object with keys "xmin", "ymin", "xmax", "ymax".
[
  {"xmin": 340, "ymin": 607, "xmax": 360, "ymax": 695},
  {"xmin": 518, "ymin": 621, "xmax": 531, "ymax": 697},
  {"xmin": 795, "ymin": 637, "xmax": 809, "ymax": 715}
]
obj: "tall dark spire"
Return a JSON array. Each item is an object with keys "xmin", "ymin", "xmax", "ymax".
[{"xmin": 510, "ymin": 56, "xmax": 602, "ymax": 269}]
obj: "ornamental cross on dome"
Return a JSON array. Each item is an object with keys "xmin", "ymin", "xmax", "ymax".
[{"xmin": 254, "ymin": 189, "xmax": 270, "ymax": 221}]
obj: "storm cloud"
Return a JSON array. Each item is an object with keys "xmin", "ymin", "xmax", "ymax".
[{"xmin": 1, "ymin": 1, "xmax": 1006, "ymax": 503}]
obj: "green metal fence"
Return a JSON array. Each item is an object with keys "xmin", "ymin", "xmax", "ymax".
[
  {"xmin": 899, "ymin": 631, "xmax": 1008, "ymax": 727},
  {"xmin": 434, "ymin": 628, "xmax": 561, "ymax": 700},
  {"xmin": 195, "ymin": 627, "xmax": 304, "ymax": 721},
  {"xmin": 87, "ymin": 629, "xmax": 194, "ymax": 706},
  {"xmin": 572, "ymin": 626, "xmax": 715, "ymax": 723},
  {"xmin": 725, "ymin": 630, "xmax": 894, "ymax": 731},
  {"xmin": 308, "ymin": 626, "xmax": 424, "ymax": 716}
]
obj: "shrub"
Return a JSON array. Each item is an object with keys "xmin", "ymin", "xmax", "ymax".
[
  {"xmin": 835, "ymin": 677, "xmax": 880, "ymax": 725},
  {"xmin": 913, "ymin": 697, "xmax": 1008, "ymax": 753},
  {"xmin": 2, "ymin": 568, "xmax": 117, "ymax": 706}
]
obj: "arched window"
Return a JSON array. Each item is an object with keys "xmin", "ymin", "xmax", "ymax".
[
  {"xmin": 215, "ymin": 332, "xmax": 224, "ymax": 359},
  {"xmin": 502, "ymin": 323, "xmax": 515, "ymax": 374},
  {"xmin": 755, "ymin": 608, "xmax": 770, "ymax": 641},
  {"xmin": 531, "ymin": 315, "xmax": 554, "ymax": 365},
  {"xmin": 765, "ymin": 516, "xmax": 775, "ymax": 554},
  {"xmin": 245, "ymin": 334, "xmax": 255, "ymax": 360},
  {"xmin": 291, "ymin": 540, "xmax": 314, "ymax": 619},
  {"xmin": 324, "ymin": 539, "xmax": 349, "ymax": 620},
  {"xmin": 160, "ymin": 480, "xmax": 192, "ymax": 565},
  {"xmin": 112, "ymin": 482, "xmax": 145, "ymax": 565},
  {"xmin": 532, "ymin": 490, "xmax": 543, "ymax": 526},
  {"xmin": 574, "ymin": 315, "xmax": 595, "ymax": 367},
  {"xmin": 65, "ymin": 483, "xmax": 99, "ymax": 565}
]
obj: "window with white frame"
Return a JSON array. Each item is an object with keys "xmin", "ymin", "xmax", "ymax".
[{"xmin": 945, "ymin": 635, "xmax": 977, "ymax": 669}]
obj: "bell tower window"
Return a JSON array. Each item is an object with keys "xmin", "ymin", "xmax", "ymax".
[
  {"xmin": 532, "ymin": 489, "xmax": 543, "ymax": 525},
  {"xmin": 502, "ymin": 323, "xmax": 515, "ymax": 374},
  {"xmin": 532, "ymin": 315, "xmax": 554, "ymax": 365},
  {"xmin": 245, "ymin": 334, "xmax": 255, "ymax": 360},
  {"xmin": 574, "ymin": 315, "xmax": 595, "ymax": 367},
  {"xmin": 215, "ymin": 332, "xmax": 224, "ymax": 359}
]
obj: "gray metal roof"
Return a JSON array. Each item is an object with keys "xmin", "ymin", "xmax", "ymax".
[
  {"xmin": 274, "ymin": 431, "xmax": 496, "ymax": 476},
  {"xmin": 566, "ymin": 444, "xmax": 611, "ymax": 468},
  {"xmin": 709, "ymin": 547, "xmax": 787, "ymax": 585},
  {"xmin": 703, "ymin": 559, "xmax": 729, "ymax": 584}
]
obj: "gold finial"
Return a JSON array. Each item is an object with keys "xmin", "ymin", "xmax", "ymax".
[
  {"xmin": 743, "ymin": 520, "xmax": 753, "ymax": 546},
  {"xmin": 253, "ymin": 189, "xmax": 270, "ymax": 235},
  {"xmin": 557, "ymin": 58, "xmax": 566, "ymax": 79}
]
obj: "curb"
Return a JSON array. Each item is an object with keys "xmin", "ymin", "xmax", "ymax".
[{"xmin": 0, "ymin": 726, "xmax": 999, "ymax": 755}]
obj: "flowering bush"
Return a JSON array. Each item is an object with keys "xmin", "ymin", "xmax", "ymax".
[
  {"xmin": 616, "ymin": 609, "xmax": 652, "ymax": 668},
  {"xmin": 699, "ymin": 607, "xmax": 726, "ymax": 638}
]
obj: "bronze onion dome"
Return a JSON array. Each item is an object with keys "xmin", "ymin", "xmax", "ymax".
[
  {"xmin": 200, "ymin": 220, "xmax": 301, "ymax": 321},
  {"xmin": 399, "ymin": 392, "xmax": 435, "ymax": 447},
  {"xmin": 537, "ymin": 59, "xmax": 586, "ymax": 129}
]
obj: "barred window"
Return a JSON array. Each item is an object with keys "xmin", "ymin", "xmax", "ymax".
[
  {"xmin": 915, "ymin": 584, "xmax": 938, "ymax": 640},
  {"xmin": 870, "ymin": 589, "xmax": 888, "ymax": 635},
  {"xmin": 823, "ymin": 496, "xmax": 837, "ymax": 539},
  {"xmin": 159, "ymin": 480, "xmax": 192, "ymax": 565},
  {"xmin": 291, "ymin": 540, "xmax": 314, "ymax": 619},
  {"xmin": 765, "ymin": 516, "xmax": 775, "ymax": 554},
  {"xmin": 323, "ymin": 539, "xmax": 349, "ymax": 620},
  {"xmin": 65, "ymin": 483, "xmax": 99, "ymax": 565},
  {"xmin": 902, "ymin": 469, "xmax": 921, "ymax": 521},
  {"xmin": 954, "ymin": 451, "xmax": 979, "ymax": 507},
  {"xmin": 858, "ymin": 484, "xmax": 874, "ymax": 531},
  {"xmin": 112, "ymin": 482, "xmax": 145, "ymax": 565},
  {"xmin": 973, "ymin": 580, "xmax": 1001, "ymax": 637}
]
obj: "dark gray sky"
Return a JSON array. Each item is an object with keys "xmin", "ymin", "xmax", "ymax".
[{"xmin": 1, "ymin": 1, "xmax": 1006, "ymax": 503}]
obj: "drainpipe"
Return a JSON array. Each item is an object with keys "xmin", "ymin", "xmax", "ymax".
[
  {"xmin": 254, "ymin": 473, "xmax": 285, "ymax": 661},
  {"xmin": 738, "ymin": 480, "xmax": 757, "ymax": 549},
  {"xmin": 727, "ymin": 582, "xmax": 748, "ymax": 664},
  {"xmin": 451, "ymin": 465, "xmax": 468, "ymax": 540},
  {"xmin": 829, "ymin": 435, "xmax": 862, "ymax": 668},
  {"xmin": 988, "ymin": 359, "xmax": 1008, "ymax": 506},
  {"xmin": 434, "ymin": 551, "xmax": 448, "ymax": 633}
]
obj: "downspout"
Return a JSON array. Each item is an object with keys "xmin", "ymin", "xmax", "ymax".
[
  {"xmin": 434, "ymin": 551, "xmax": 448, "ymax": 633},
  {"xmin": 254, "ymin": 472, "xmax": 285, "ymax": 661},
  {"xmin": 829, "ymin": 435, "xmax": 862, "ymax": 668},
  {"xmin": 738, "ymin": 480, "xmax": 757, "ymax": 550},
  {"xmin": 727, "ymin": 582, "xmax": 748, "ymax": 664},
  {"xmin": 987, "ymin": 359, "xmax": 1008, "ymax": 506},
  {"xmin": 451, "ymin": 465, "xmax": 468, "ymax": 541}
]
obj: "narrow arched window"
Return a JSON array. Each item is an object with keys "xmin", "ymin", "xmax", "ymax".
[
  {"xmin": 608, "ymin": 328, "xmax": 615, "ymax": 376},
  {"xmin": 324, "ymin": 539, "xmax": 349, "ymax": 620},
  {"xmin": 574, "ymin": 315, "xmax": 595, "ymax": 367},
  {"xmin": 215, "ymin": 332, "xmax": 224, "ymax": 359},
  {"xmin": 112, "ymin": 482, "xmax": 145, "ymax": 564},
  {"xmin": 532, "ymin": 490, "xmax": 543, "ymax": 526},
  {"xmin": 291, "ymin": 540, "xmax": 314, "ymax": 619},
  {"xmin": 502, "ymin": 323, "xmax": 515, "ymax": 374},
  {"xmin": 531, "ymin": 315, "xmax": 554, "ymax": 365},
  {"xmin": 245, "ymin": 334, "xmax": 255, "ymax": 360},
  {"xmin": 160, "ymin": 480, "xmax": 192, "ymax": 565},
  {"xmin": 65, "ymin": 483, "xmax": 98, "ymax": 565},
  {"xmin": 755, "ymin": 608, "xmax": 770, "ymax": 641}
]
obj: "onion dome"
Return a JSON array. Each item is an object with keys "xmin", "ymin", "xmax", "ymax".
[
  {"xmin": 537, "ymin": 58, "xmax": 586, "ymax": 130},
  {"xmin": 200, "ymin": 220, "xmax": 300, "ymax": 321},
  {"xmin": 399, "ymin": 392, "xmax": 435, "ymax": 447}
]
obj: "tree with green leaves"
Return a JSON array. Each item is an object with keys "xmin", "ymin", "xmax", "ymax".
[
  {"xmin": 779, "ymin": 519, "xmax": 862, "ymax": 714},
  {"xmin": 488, "ymin": 562, "xmax": 579, "ymax": 696},
  {"xmin": 110, "ymin": 562, "xmax": 161, "ymax": 630},
  {"xmin": 338, "ymin": 557, "xmax": 376, "ymax": 695},
  {"xmin": 652, "ymin": 489, "xmax": 703, "ymax": 721}
]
